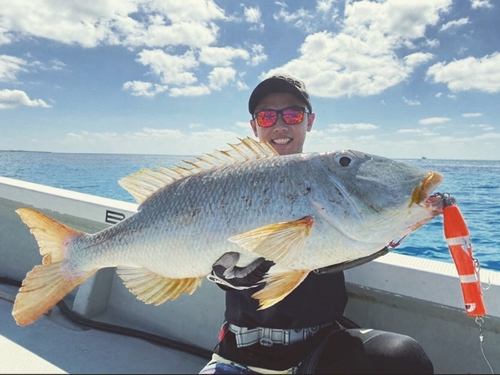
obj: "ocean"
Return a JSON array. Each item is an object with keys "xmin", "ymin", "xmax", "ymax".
[{"xmin": 1, "ymin": 150, "xmax": 499, "ymax": 271}]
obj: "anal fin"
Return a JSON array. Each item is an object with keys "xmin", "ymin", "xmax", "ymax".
[
  {"xmin": 117, "ymin": 267, "xmax": 203, "ymax": 306},
  {"xmin": 252, "ymin": 270, "xmax": 310, "ymax": 310}
]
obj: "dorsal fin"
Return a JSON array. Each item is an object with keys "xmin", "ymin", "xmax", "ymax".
[{"xmin": 118, "ymin": 137, "xmax": 278, "ymax": 204}]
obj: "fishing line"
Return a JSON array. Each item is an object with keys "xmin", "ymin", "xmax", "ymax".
[
  {"xmin": 473, "ymin": 258, "xmax": 495, "ymax": 375},
  {"xmin": 475, "ymin": 316, "xmax": 494, "ymax": 374}
]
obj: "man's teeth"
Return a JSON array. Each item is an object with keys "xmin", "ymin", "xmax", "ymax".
[{"xmin": 273, "ymin": 138, "xmax": 291, "ymax": 145}]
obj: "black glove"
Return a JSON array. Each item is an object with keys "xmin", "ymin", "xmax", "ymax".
[{"xmin": 207, "ymin": 252, "xmax": 274, "ymax": 291}]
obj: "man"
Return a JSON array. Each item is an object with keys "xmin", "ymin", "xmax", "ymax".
[{"xmin": 200, "ymin": 74, "xmax": 434, "ymax": 374}]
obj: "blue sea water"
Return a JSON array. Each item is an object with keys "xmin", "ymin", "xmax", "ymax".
[{"xmin": 1, "ymin": 150, "xmax": 499, "ymax": 271}]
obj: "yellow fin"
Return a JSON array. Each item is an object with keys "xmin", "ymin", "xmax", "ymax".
[
  {"xmin": 13, "ymin": 264, "xmax": 93, "ymax": 326},
  {"xmin": 252, "ymin": 270, "xmax": 310, "ymax": 310},
  {"xmin": 13, "ymin": 209, "xmax": 93, "ymax": 326},
  {"xmin": 118, "ymin": 137, "xmax": 278, "ymax": 204},
  {"xmin": 16, "ymin": 208, "xmax": 85, "ymax": 265},
  {"xmin": 117, "ymin": 267, "xmax": 203, "ymax": 306},
  {"xmin": 228, "ymin": 216, "xmax": 314, "ymax": 268}
]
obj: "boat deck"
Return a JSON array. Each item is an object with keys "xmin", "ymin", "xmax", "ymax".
[{"xmin": 0, "ymin": 284, "xmax": 208, "ymax": 374}]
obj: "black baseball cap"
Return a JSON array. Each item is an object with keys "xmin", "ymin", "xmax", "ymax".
[{"xmin": 248, "ymin": 74, "xmax": 312, "ymax": 115}]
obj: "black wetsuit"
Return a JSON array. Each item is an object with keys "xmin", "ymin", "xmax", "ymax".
[{"xmin": 214, "ymin": 271, "xmax": 434, "ymax": 374}]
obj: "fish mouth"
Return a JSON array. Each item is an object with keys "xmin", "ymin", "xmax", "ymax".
[
  {"xmin": 397, "ymin": 171, "xmax": 444, "ymax": 236},
  {"xmin": 410, "ymin": 171, "xmax": 444, "ymax": 208}
]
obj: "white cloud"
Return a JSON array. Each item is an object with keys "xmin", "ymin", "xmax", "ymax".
[
  {"xmin": 169, "ymin": 85, "xmax": 210, "ymax": 97},
  {"xmin": 403, "ymin": 52, "xmax": 434, "ymax": 68},
  {"xmin": 439, "ymin": 18, "xmax": 470, "ymax": 32},
  {"xmin": 264, "ymin": 0, "xmax": 452, "ymax": 98},
  {"xmin": 327, "ymin": 123, "xmax": 379, "ymax": 132},
  {"xmin": 427, "ymin": 52, "xmax": 500, "ymax": 93},
  {"xmin": 419, "ymin": 117, "xmax": 450, "ymax": 125},
  {"xmin": 1, "ymin": 1, "xmax": 131, "ymax": 48},
  {"xmin": 403, "ymin": 97, "xmax": 421, "ymax": 106},
  {"xmin": 355, "ymin": 135, "xmax": 375, "ymax": 142},
  {"xmin": 244, "ymin": 6, "xmax": 261, "ymax": 23},
  {"xmin": 317, "ymin": 0, "xmax": 336, "ymax": 14},
  {"xmin": 0, "ymin": 89, "xmax": 51, "ymax": 109},
  {"xmin": 48, "ymin": 59, "xmax": 66, "ymax": 71},
  {"xmin": 136, "ymin": 49, "xmax": 199, "ymax": 86},
  {"xmin": 122, "ymin": 81, "xmax": 168, "ymax": 97},
  {"xmin": 274, "ymin": 6, "xmax": 316, "ymax": 33},
  {"xmin": 471, "ymin": 0, "xmax": 493, "ymax": 9},
  {"xmin": 273, "ymin": 0, "xmax": 339, "ymax": 33},
  {"xmin": 0, "ymin": 55, "xmax": 27, "ymax": 81},
  {"xmin": 471, "ymin": 124, "xmax": 494, "ymax": 131},
  {"xmin": 199, "ymin": 46, "xmax": 249, "ymax": 67},
  {"xmin": 462, "ymin": 112, "xmax": 483, "ymax": 118},
  {"xmin": 242, "ymin": 5, "xmax": 264, "ymax": 31},
  {"xmin": 129, "ymin": 42, "xmax": 264, "ymax": 97},
  {"xmin": 248, "ymin": 44, "xmax": 267, "ymax": 66},
  {"xmin": 208, "ymin": 67, "xmax": 236, "ymax": 90},
  {"xmin": 125, "ymin": 20, "xmax": 220, "ymax": 49},
  {"xmin": 425, "ymin": 39, "xmax": 440, "ymax": 48},
  {"xmin": 235, "ymin": 121, "xmax": 250, "ymax": 129},
  {"xmin": 344, "ymin": 0, "xmax": 451, "ymax": 40},
  {"xmin": 235, "ymin": 80, "xmax": 249, "ymax": 91},
  {"xmin": 397, "ymin": 128, "xmax": 425, "ymax": 134},
  {"xmin": 0, "ymin": 0, "xmax": 225, "ymax": 49},
  {"xmin": 147, "ymin": 1, "xmax": 225, "ymax": 23}
]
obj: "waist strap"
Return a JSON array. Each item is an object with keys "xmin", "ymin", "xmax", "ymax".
[{"xmin": 228, "ymin": 322, "xmax": 335, "ymax": 348}]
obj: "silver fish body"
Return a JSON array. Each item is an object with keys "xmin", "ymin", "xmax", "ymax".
[{"xmin": 13, "ymin": 138, "xmax": 443, "ymax": 325}]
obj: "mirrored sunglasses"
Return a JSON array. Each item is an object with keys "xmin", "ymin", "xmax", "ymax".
[{"xmin": 254, "ymin": 107, "xmax": 308, "ymax": 128}]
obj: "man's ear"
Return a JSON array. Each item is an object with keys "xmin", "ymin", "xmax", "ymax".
[
  {"xmin": 250, "ymin": 119, "xmax": 259, "ymax": 137},
  {"xmin": 307, "ymin": 113, "xmax": 315, "ymax": 132}
]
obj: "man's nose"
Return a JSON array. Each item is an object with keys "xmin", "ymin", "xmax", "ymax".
[{"xmin": 273, "ymin": 115, "xmax": 288, "ymax": 130}]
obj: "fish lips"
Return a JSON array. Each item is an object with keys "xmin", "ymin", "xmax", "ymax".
[{"xmin": 411, "ymin": 171, "xmax": 444, "ymax": 210}]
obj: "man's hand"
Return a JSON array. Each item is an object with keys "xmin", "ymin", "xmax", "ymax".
[{"xmin": 207, "ymin": 252, "xmax": 274, "ymax": 291}]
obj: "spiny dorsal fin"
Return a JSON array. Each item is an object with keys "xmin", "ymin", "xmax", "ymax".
[{"xmin": 118, "ymin": 137, "xmax": 278, "ymax": 204}]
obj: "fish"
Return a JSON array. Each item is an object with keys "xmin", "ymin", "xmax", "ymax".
[{"xmin": 12, "ymin": 137, "xmax": 444, "ymax": 326}]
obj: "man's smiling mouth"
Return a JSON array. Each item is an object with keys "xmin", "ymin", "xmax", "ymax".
[{"xmin": 273, "ymin": 138, "xmax": 292, "ymax": 145}]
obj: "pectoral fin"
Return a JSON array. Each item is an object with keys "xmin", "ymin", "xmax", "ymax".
[
  {"xmin": 228, "ymin": 216, "xmax": 314, "ymax": 268},
  {"xmin": 117, "ymin": 267, "xmax": 203, "ymax": 306},
  {"xmin": 252, "ymin": 270, "xmax": 310, "ymax": 310}
]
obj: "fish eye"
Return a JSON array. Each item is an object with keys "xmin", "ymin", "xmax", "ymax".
[{"xmin": 334, "ymin": 151, "xmax": 356, "ymax": 168}]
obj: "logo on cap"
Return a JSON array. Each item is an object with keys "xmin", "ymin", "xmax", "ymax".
[{"xmin": 272, "ymin": 75, "xmax": 303, "ymax": 90}]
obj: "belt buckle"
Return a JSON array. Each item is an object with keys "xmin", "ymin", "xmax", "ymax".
[{"xmin": 259, "ymin": 337, "xmax": 274, "ymax": 347}]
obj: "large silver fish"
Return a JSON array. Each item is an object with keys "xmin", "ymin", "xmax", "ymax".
[{"xmin": 13, "ymin": 137, "xmax": 443, "ymax": 326}]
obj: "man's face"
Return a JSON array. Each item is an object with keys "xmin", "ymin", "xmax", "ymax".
[{"xmin": 250, "ymin": 92, "xmax": 315, "ymax": 156}]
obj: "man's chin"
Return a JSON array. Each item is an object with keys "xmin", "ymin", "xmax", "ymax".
[{"xmin": 271, "ymin": 142, "xmax": 300, "ymax": 155}]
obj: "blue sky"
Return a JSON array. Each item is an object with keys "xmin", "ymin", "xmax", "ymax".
[{"xmin": 1, "ymin": 0, "xmax": 499, "ymax": 159}]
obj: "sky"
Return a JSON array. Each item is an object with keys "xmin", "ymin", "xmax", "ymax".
[{"xmin": 1, "ymin": 0, "xmax": 499, "ymax": 160}]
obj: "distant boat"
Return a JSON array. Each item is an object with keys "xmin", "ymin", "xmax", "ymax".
[{"xmin": 421, "ymin": 156, "xmax": 427, "ymax": 160}]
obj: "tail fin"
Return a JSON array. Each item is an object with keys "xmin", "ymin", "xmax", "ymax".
[{"xmin": 14, "ymin": 208, "xmax": 95, "ymax": 326}]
